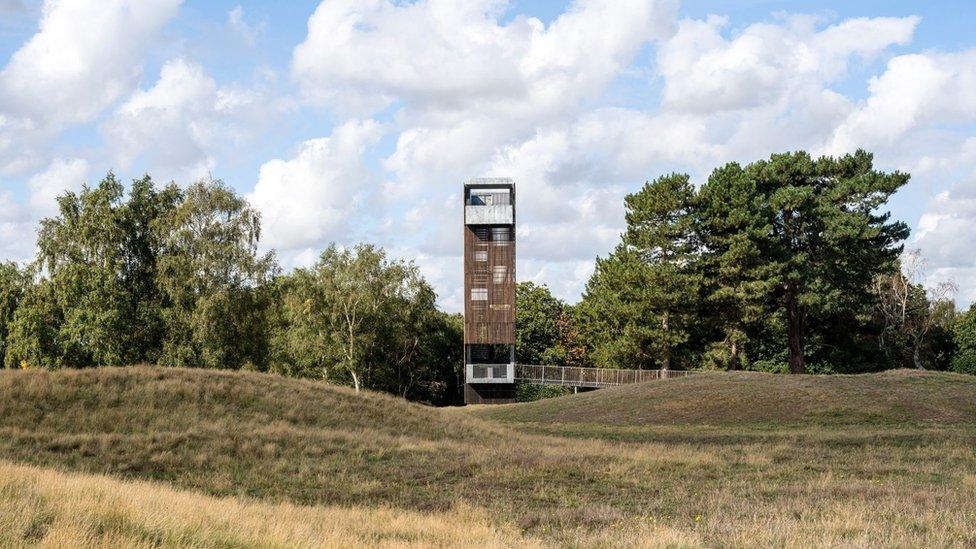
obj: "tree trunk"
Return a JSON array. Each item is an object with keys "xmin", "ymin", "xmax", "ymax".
[
  {"xmin": 913, "ymin": 345, "xmax": 925, "ymax": 370},
  {"xmin": 346, "ymin": 317, "xmax": 359, "ymax": 392},
  {"xmin": 661, "ymin": 312, "xmax": 671, "ymax": 371},
  {"xmin": 350, "ymin": 368, "xmax": 361, "ymax": 392},
  {"xmin": 786, "ymin": 287, "xmax": 806, "ymax": 374},
  {"xmin": 729, "ymin": 340, "xmax": 741, "ymax": 371}
]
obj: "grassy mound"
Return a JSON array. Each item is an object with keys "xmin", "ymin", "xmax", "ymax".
[
  {"xmin": 2, "ymin": 366, "xmax": 975, "ymax": 546},
  {"xmin": 476, "ymin": 369, "xmax": 976, "ymax": 427},
  {"xmin": 0, "ymin": 366, "xmax": 503, "ymax": 509}
]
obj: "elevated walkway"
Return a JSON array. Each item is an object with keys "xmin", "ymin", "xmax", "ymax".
[{"xmin": 515, "ymin": 364, "xmax": 692, "ymax": 389}]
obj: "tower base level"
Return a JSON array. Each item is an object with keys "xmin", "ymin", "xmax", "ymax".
[{"xmin": 464, "ymin": 383, "xmax": 516, "ymax": 405}]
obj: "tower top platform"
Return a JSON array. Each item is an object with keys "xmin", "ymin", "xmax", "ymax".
[{"xmin": 464, "ymin": 177, "xmax": 514, "ymax": 189}]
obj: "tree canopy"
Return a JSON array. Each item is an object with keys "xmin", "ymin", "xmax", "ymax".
[
  {"xmin": 577, "ymin": 150, "xmax": 942, "ymax": 374},
  {"xmin": 0, "ymin": 151, "xmax": 971, "ymax": 407}
]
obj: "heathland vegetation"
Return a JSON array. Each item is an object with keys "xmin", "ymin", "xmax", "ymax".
[
  {"xmin": 1, "ymin": 366, "xmax": 974, "ymax": 546},
  {"xmin": 0, "ymin": 150, "xmax": 975, "ymax": 405}
]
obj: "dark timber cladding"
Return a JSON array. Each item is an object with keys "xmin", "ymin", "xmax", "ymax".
[{"xmin": 463, "ymin": 178, "xmax": 516, "ymax": 404}]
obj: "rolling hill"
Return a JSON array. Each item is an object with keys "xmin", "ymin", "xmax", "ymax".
[
  {"xmin": 1, "ymin": 366, "xmax": 974, "ymax": 547},
  {"xmin": 476, "ymin": 369, "xmax": 976, "ymax": 427}
]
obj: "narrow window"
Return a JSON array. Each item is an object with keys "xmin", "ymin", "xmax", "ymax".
[
  {"xmin": 491, "ymin": 227, "xmax": 509, "ymax": 242},
  {"xmin": 492, "ymin": 265, "xmax": 507, "ymax": 284}
]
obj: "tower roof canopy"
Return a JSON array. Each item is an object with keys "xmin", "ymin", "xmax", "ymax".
[{"xmin": 464, "ymin": 177, "xmax": 514, "ymax": 190}]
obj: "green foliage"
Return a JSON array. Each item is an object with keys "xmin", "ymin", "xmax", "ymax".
[
  {"xmin": 952, "ymin": 305, "xmax": 976, "ymax": 375},
  {"xmin": 516, "ymin": 383, "xmax": 572, "ymax": 402},
  {"xmin": 578, "ymin": 248, "xmax": 655, "ymax": 369},
  {"xmin": 515, "ymin": 282, "xmax": 588, "ymax": 371},
  {"xmin": 0, "ymin": 171, "xmax": 464, "ymax": 403},
  {"xmin": 577, "ymin": 151, "xmax": 916, "ymax": 374},
  {"xmin": 6, "ymin": 174, "xmax": 183, "ymax": 368},
  {"xmin": 579, "ymin": 174, "xmax": 701, "ymax": 370},
  {"xmin": 515, "ymin": 282, "xmax": 563, "ymax": 365},
  {"xmin": 0, "ymin": 262, "xmax": 29, "ymax": 368},
  {"xmin": 743, "ymin": 150, "xmax": 910, "ymax": 372},
  {"xmin": 154, "ymin": 179, "xmax": 275, "ymax": 370},
  {"xmin": 0, "ymin": 150, "xmax": 966, "ymax": 394},
  {"xmin": 873, "ymin": 260, "xmax": 957, "ymax": 371},
  {"xmin": 270, "ymin": 244, "xmax": 461, "ymax": 403},
  {"xmin": 697, "ymin": 162, "xmax": 778, "ymax": 370}
]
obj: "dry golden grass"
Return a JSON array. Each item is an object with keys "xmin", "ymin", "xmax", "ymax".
[
  {"xmin": 1, "ymin": 366, "xmax": 975, "ymax": 547},
  {"xmin": 0, "ymin": 461, "xmax": 709, "ymax": 548},
  {"xmin": 0, "ymin": 460, "xmax": 535, "ymax": 548}
]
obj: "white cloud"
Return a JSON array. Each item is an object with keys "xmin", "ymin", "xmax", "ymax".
[
  {"xmin": 658, "ymin": 14, "xmax": 918, "ymax": 114},
  {"xmin": 0, "ymin": 157, "xmax": 87, "ymax": 262},
  {"xmin": 292, "ymin": 0, "xmax": 677, "ymax": 116},
  {"xmin": 249, "ymin": 120, "xmax": 384, "ymax": 265},
  {"xmin": 293, "ymin": 0, "xmax": 670, "ymax": 306},
  {"xmin": 27, "ymin": 157, "xmax": 88, "ymax": 217},
  {"xmin": 827, "ymin": 50, "xmax": 976, "ymax": 153},
  {"xmin": 291, "ymin": 5, "xmax": 926, "ymax": 308},
  {"xmin": 2, "ymin": 1, "xmax": 975, "ymax": 312},
  {"xmin": 0, "ymin": 189, "xmax": 32, "ymax": 262},
  {"xmin": 0, "ymin": 0, "xmax": 182, "ymax": 173},
  {"xmin": 227, "ymin": 5, "xmax": 264, "ymax": 46},
  {"xmin": 913, "ymin": 179, "xmax": 976, "ymax": 305},
  {"xmin": 298, "ymin": 0, "xmax": 683, "ymax": 275},
  {"xmin": 104, "ymin": 58, "xmax": 267, "ymax": 183}
]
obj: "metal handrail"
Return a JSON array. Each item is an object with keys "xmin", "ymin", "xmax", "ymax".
[{"xmin": 514, "ymin": 364, "xmax": 693, "ymax": 388}]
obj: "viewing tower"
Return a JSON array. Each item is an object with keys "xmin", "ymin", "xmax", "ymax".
[{"xmin": 462, "ymin": 178, "xmax": 516, "ymax": 404}]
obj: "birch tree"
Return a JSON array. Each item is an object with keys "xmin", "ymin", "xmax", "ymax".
[{"xmin": 874, "ymin": 250, "xmax": 957, "ymax": 370}]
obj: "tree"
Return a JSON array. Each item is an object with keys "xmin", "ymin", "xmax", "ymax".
[
  {"xmin": 744, "ymin": 151, "xmax": 909, "ymax": 373},
  {"xmin": 0, "ymin": 262, "xmax": 29, "ymax": 367},
  {"xmin": 119, "ymin": 176, "xmax": 183, "ymax": 363},
  {"xmin": 952, "ymin": 305, "xmax": 976, "ymax": 375},
  {"xmin": 5, "ymin": 174, "xmax": 184, "ymax": 369},
  {"xmin": 578, "ymin": 247, "xmax": 658, "ymax": 369},
  {"xmin": 618, "ymin": 173, "xmax": 701, "ymax": 370},
  {"xmin": 874, "ymin": 250, "xmax": 957, "ymax": 370},
  {"xmin": 515, "ymin": 282, "xmax": 564, "ymax": 365},
  {"xmin": 544, "ymin": 306, "xmax": 590, "ymax": 368},
  {"xmin": 402, "ymin": 311, "xmax": 463, "ymax": 405},
  {"xmin": 272, "ymin": 244, "xmax": 441, "ymax": 394},
  {"xmin": 155, "ymin": 179, "xmax": 275, "ymax": 370},
  {"xmin": 34, "ymin": 174, "xmax": 130, "ymax": 366},
  {"xmin": 697, "ymin": 163, "xmax": 778, "ymax": 370}
]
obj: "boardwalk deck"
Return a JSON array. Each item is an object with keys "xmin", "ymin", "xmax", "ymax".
[{"xmin": 514, "ymin": 364, "xmax": 692, "ymax": 389}]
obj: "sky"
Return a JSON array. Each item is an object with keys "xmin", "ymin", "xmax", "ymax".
[{"xmin": 1, "ymin": 0, "xmax": 975, "ymax": 312}]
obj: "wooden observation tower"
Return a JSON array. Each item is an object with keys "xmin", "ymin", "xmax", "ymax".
[{"xmin": 462, "ymin": 178, "xmax": 516, "ymax": 404}]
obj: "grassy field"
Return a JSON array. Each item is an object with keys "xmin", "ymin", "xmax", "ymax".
[
  {"xmin": 1, "ymin": 366, "xmax": 975, "ymax": 547},
  {"xmin": 0, "ymin": 461, "xmax": 531, "ymax": 548}
]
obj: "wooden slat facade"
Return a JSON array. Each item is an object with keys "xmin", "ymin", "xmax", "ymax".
[{"xmin": 463, "ymin": 224, "xmax": 515, "ymax": 344}]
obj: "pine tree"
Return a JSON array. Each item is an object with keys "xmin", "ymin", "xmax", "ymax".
[
  {"xmin": 579, "ymin": 174, "xmax": 701, "ymax": 371},
  {"xmin": 744, "ymin": 150, "xmax": 909, "ymax": 373},
  {"xmin": 697, "ymin": 163, "xmax": 777, "ymax": 370}
]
